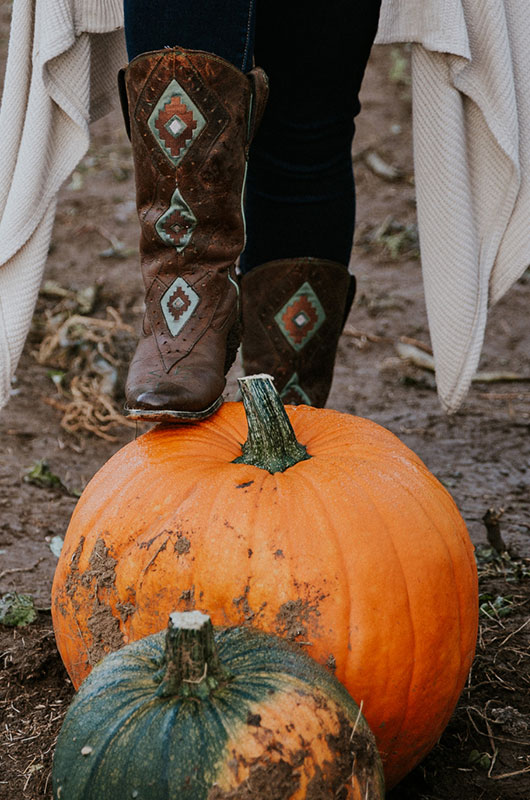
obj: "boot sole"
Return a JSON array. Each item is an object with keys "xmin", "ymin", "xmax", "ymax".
[{"xmin": 124, "ymin": 395, "xmax": 223, "ymax": 423}]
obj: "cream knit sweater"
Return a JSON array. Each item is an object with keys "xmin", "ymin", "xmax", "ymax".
[
  {"xmin": 1, "ymin": 0, "xmax": 528, "ymax": 412},
  {"xmin": 0, "ymin": 0, "xmax": 125, "ymax": 408},
  {"xmin": 376, "ymin": 0, "xmax": 530, "ymax": 410}
]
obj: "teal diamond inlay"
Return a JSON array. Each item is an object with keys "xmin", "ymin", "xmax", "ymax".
[
  {"xmin": 148, "ymin": 79, "xmax": 206, "ymax": 166},
  {"xmin": 161, "ymin": 277, "xmax": 199, "ymax": 337},
  {"xmin": 281, "ymin": 372, "xmax": 312, "ymax": 405},
  {"xmin": 156, "ymin": 187, "xmax": 197, "ymax": 252},
  {"xmin": 274, "ymin": 281, "xmax": 326, "ymax": 351}
]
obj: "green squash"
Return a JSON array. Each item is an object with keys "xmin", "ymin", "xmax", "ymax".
[{"xmin": 53, "ymin": 611, "xmax": 384, "ymax": 799}]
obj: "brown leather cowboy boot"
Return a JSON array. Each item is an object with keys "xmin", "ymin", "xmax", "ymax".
[
  {"xmin": 120, "ymin": 48, "xmax": 268, "ymax": 420},
  {"xmin": 240, "ymin": 258, "xmax": 355, "ymax": 407}
]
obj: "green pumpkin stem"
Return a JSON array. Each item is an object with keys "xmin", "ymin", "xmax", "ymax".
[
  {"xmin": 156, "ymin": 611, "xmax": 231, "ymax": 698},
  {"xmin": 233, "ymin": 374, "xmax": 311, "ymax": 474}
]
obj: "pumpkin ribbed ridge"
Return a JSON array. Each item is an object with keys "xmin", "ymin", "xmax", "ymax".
[
  {"xmin": 337, "ymin": 462, "xmax": 417, "ymax": 764},
  {"xmin": 291, "ymin": 466, "xmax": 359, "ymax": 687},
  {"xmin": 349, "ymin": 457, "xmax": 476, "ymax": 770}
]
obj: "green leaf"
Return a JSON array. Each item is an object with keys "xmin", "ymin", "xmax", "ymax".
[
  {"xmin": 479, "ymin": 593, "xmax": 514, "ymax": 618},
  {"xmin": 468, "ymin": 749, "xmax": 491, "ymax": 770},
  {"xmin": 0, "ymin": 592, "xmax": 37, "ymax": 626},
  {"xmin": 24, "ymin": 460, "xmax": 65, "ymax": 490}
]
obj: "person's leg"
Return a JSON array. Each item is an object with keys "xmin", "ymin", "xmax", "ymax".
[
  {"xmin": 124, "ymin": 0, "xmax": 256, "ymax": 71},
  {"xmin": 121, "ymin": 2, "xmax": 266, "ymax": 421},
  {"xmin": 240, "ymin": 0, "xmax": 381, "ymax": 406},
  {"xmin": 241, "ymin": 0, "xmax": 381, "ymax": 270}
]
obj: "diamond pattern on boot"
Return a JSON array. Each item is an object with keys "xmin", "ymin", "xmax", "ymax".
[
  {"xmin": 148, "ymin": 79, "xmax": 206, "ymax": 166},
  {"xmin": 161, "ymin": 276, "xmax": 200, "ymax": 337},
  {"xmin": 281, "ymin": 372, "xmax": 312, "ymax": 405},
  {"xmin": 274, "ymin": 282, "xmax": 326, "ymax": 351},
  {"xmin": 155, "ymin": 186, "xmax": 197, "ymax": 251}
]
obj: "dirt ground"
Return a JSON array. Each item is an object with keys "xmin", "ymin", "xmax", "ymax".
[{"xmin": 0, "ymin": 16, "xmax": 529, "ymax": 800}]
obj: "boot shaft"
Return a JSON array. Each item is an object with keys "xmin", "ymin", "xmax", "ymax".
[
  {"xmin": 241, "ymin": 258, "xmax": 355, "ymax": 407},
  {"xmin": 121, "ymin": 48, "xmax": 268, "ymax": 419},
  {"xmin": 123, "ymin": 48, "xmax": 267, "ymax": 281}
]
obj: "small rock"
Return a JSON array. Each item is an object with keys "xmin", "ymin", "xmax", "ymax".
[{"xmin": 490, "ymin": 706, "xmax": 529, "ymax": 737}]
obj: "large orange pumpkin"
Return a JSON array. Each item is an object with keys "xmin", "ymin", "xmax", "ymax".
[{"xmin": 52, "ymin": 376, "xmax": 478, "ymax": 789}]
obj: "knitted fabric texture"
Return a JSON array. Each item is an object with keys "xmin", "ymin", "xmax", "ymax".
[
  {"xmin": 0, "ymin": 0, "xmax": 126, "ymax": 407},
  {"xmin": 376, "ymin": 0, "xmax": 530, "ymax": 410}
]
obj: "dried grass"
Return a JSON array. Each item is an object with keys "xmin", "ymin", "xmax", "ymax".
[
  {"xmin": 34, "ymin": 304, "xmax": 136, "ymax": 441},
  {"xmin": 42, "ymin": 375, "xmax": 136, "ymax": 442}
]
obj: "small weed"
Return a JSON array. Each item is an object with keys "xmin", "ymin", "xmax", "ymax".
[
  {"xmin": 0, "ymin": 592, "xmax": 37, "ymax": 627},
  {"xmin": 475, "ymin": 545, "xmax": 530, "ymax": 583},
  {"xmin": 23, "ymin": 460, "xmax": 66, "ymax": 491},
  {"xmin": 468, "ymin": 749, "xmax": 492, "ymax": 770},
  {"xmin": 479, "ymin": 593, "xmax": 514, "ymax": 619},
  {"xmin": 361, "ymin": 217, "xmax": 419, "ymax": 260}
]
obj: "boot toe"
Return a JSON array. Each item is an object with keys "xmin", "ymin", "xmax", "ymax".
[{"xmin": 126, "ymin": 375, "xmax": 225, "ymax": 420}]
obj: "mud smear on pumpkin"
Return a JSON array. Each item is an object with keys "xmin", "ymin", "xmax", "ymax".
[
  {"xmin": 116, "ymin": 599, "xmax": 136, "ymax": 621},
  {"xmin": 208, "ymin": 757, "xmax": 302, "ymax": 800},
  {"xmin": 233, "ymin": 584, "xmax": 254, "ymax": 621},
  {"xmin": 179, "ymin": 585, "xmax": 195, "ymax": 609},
  {"xmin": 83, "ymin": 536, "xmax": 118, "ymax": 589},
  {"xmin": 275, "ymin": 595, "xmax": 324, "ymax": 642},
  {"xmin": 67, "ymin": 536, "xmax": 125, "ymax": 666},
  {"xmin": 138, "ymin": 527, "xmax": 191, "ymax": 554},
  {"xmin": 348, "ymin": 731, "xmax": 384, "ymax": 800},
  {"xmin": 232, "ymin": 584, "xmax": 267, "ymax": 623},
  {"xmin": 306, "ymin": 710, "xmax": 382, "ymax": 800},
  {"xmin": 326, "ymin": 653, "xmax": 337, "ymax": 671},
  {"xmin": 173, "ymin": 533, "xmax": 191, "ymax": 554},
  {"xmin": 86, "ymin": 603, "xmax": 123, "ymax": 665},
  {"xmin": 63, "ymin": 537, "xmax": 85, "ymax": 601},
  {"xmin": 209, "ymin": 706, "xmax": 380, "ymax": 800}
]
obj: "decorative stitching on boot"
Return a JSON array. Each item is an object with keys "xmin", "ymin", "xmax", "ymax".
[{"xmin": 274, "ymin": 282, "xmax": 326, "ymax": 351}]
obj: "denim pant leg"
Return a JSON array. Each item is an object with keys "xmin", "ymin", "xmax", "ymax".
[
  {"xmin": 123, "ymin": 0, "xmax": 257, "ymax": 71},
  {"xmin": 240, "ymin": 0, "xmax": 382, "ymax": 272}
]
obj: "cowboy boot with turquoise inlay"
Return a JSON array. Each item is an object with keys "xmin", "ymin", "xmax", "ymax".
[
  {"xmin": 240, "ymin": 258, "xmax": 355, "ymax": 407},
  {"xmin": 121, "ymin": 48, "xmax": 268, "ymax": 420}
]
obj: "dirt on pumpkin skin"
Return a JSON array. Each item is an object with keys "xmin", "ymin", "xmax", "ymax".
[
  {"xmin": 208, "ymin": 760, "xmax": 302, "ymax": 800},
  {"xmin": 208, "ymin": 709, "xmax": 378, "ymax": 800},
  {"xmin": 275, "ymin": 597, "xmax": 324, "ymax": 642},
  {"xmin": 58, "ymin": 535, "xmax": 126, "ymax": 668},
  {"xmin": 304, "ymin": 711, "xmax": 382, "ymax": 800},
  {"xmin": 1, "ymin": 11, "xmax": 530, "ymax": 798},
  {"xmin": 84, "ymin": 599, "xmax": 123, "ymax": 665}
]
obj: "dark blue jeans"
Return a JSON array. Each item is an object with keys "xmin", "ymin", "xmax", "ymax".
[{"xmin": 124, "ymin": 1, "xmax": 382, "ymax": 272}]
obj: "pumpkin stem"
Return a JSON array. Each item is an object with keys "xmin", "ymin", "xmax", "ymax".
[
  {"xmin": 156, "ymin": 611, "xmax": 231, "ymax": 698},
  {"xmin": 233, "ymin": 374, "xmax": 311, "ymax": 474}
]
